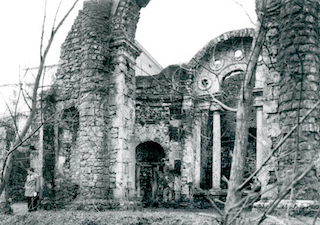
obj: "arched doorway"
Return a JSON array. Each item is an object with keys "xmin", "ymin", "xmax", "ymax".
[{"xmin": 136, "ymin": 141, "xmax": 165, "ymax": 206}]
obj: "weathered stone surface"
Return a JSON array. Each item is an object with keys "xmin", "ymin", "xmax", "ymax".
[
  {"xmin": 12, "ymin": 0, "xmax": 319, "ymax": 208},
  {"xmin": 263, "ymin": 100, "xmax": 278, "ymax": 114},
  {"xmin": 263, "ymin": 0, "xmax": 320, "ymax": 200}
]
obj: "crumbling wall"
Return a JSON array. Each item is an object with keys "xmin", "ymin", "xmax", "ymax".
[
  {"xmin": 42, "ymin": 0, "xmax": 149, "ymax": 202},
  {"xmin": 277, "ymin": 0, "xmax": 320, "ymax": 199},
  {"xmin": 264, "ymin": 0, "xmax": 320, "ymax": 199},
  {"xmin": 134, "ymin": 68, "xmax": 185, "ymax": 201},
  {"xmin": 50, "ymin": 0, "xmax": 113, "ymax": 201}
]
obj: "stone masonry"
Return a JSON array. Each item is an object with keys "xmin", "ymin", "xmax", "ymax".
[
  {"xmin": 263, "ymin": 0, "xmax": 320, "ymax": 199},
  {"xmin": 4, "ymin": 0, "xmax": 320, "ymax": 206},
  {"xmin": 40, "ymin": 2, "xmax": 263, "ymax": 203}
]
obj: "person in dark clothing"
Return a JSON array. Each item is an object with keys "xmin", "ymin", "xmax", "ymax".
[{"xmin": 24, "ymin": 168, "xmax": 40, "ymax": 212}]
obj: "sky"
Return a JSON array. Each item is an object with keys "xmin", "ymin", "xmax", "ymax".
[
  {"xmin": 0, "ymin": 0, "xmax": 256, "ymax": 86},
  {"xmin": 136, "ymin": 0, "xmax": 256, "ymax": 67}
]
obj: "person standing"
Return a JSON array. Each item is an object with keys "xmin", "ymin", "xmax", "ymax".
[{"xmin": 24, "ymin": 168, "xmax": 40, "ymax": 212}]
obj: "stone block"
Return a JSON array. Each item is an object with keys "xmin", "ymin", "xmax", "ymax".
[
  {"xmin": 301, "ymin": 123, "xmax": 316, "ymax": 132},
  {"xmin": 279, "ymin": 102, "xmax": 292, "ymax": 112},
  {"xmin": 303, "ymin": 82, "xmax": 318, "ymax": 91},
  {"xmin": 264, "ymin": 85, "xmax": 273, "ymax": 100},
  {"xmin": 267, "ymin": 123, "xmax": 281, "ymax": 137},
  {"xmin": 303, "ymin": 100, "xmax": 318, "ymax": 109},
  {"xmin": 299, "ymin": 142, "xmax": 312, "ymax": 151},
  {"xmin": 95, "ymin": 182, "xmax": 105, "ymax": 188},
  {"xmin": 263, "ymin": 100, "xmax": 278, "ymax": 113},
  {"xmin": 94, "ymin": 161, "xmax": 105, "ymax": 167},
  {"xmin": 0, "ymin": 128, "xmax": 6, "ymax": 138},
  {"xmin": 110, "ymin": 127, "xmax": 119, "ymax": 138}
]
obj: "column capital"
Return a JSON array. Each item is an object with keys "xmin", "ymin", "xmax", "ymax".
[
  {"xmin": 110, "ymin": 35, "xmax": 142, "ymax": 59},
  {"xmin": 253, "ymin": 88, "xmax": 264, "ymax": 107},
  {"xmin": 212, "ymin": 109, "xmax": 221, "ymax": 114}
]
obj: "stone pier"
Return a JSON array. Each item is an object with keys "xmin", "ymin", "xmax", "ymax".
[
  {"xmin": 181, "ymin": 96, "xmax": 195, "ymax": 200},
  {"xmin": 194, "ymin": 111, "xmax": 201, "ymax": 188},
  {"xmin": 212, "ymin": 110, "xmax": 221, "ymax": 189}
]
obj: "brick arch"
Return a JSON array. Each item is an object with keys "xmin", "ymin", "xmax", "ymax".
[
  {"xmin": 136, "ymin": 141, "xmax": 165, "ymax": 162},
  {"xmin": 111, "ymin": 0, "xmax": 151, "ymax": 39},
  {"xmin": 135, "ymin": 0, "xmax": 151, "ymax": 8},
  {"xmin": 188, "ymin": 28, "xmax": 255, "ymax": 68},
  {"xmin": 133, "ymin": 123, "xmax": 170, "ymax": 156}
]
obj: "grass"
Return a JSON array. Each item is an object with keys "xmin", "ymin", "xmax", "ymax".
[
  {"xmin": 2, "ymin": 203, "xmax": 320, "ymax": 225},
  {"xmin": 0, "ymin": 204, "xmax": 217, "ymax": 225}
]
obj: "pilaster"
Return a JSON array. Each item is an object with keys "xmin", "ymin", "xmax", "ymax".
[
  {"xmin": 193, "ymin": 111, "xmax": 201, "ymax": 188},
  {"xmin": 108, "ymin": 36, "xmax": 140, "ymax": 199},
  {"xmin": 180, "ymin": 96, "xmax": 194, "ymax": 200},
  {"xmin": 212, "ymin": 110, "xmax": 221, "ymax": 189}
]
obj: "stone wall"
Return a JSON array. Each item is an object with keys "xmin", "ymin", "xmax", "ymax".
[
  {"xmin": 277, "ymin": 0, "xmax": 320, "ymax": 199},
  {"xmin": 50, "ymin": 0, "xmax": 146, "ymax": 200},
  {"xmin": 263, "ymin": 0, "xmax": 320, "ymax": 199},
  {"xmin": 134, "ymin": 66, "xmax": 188, "ymax": 201},
  {"xmin": 4, "ymin": 0, "xmax": 319, "ymax": 206},
  {"xmin": 38, "ymin": 0, "xmax": 151, "ymax": 202},
  {"xmin": 48, "ymin": 0, "xmax": 113, "ymax": 200},
  {"xmin": 36, "ymin": 0, "xmax": 291, "ymax": 204}
]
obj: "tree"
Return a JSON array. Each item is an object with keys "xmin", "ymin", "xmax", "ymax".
[
  {"xmin": 222, "ymin": 0, "xmax": 267, "ymax": 223},
  {"xmin": 220, "ymin": 0, "xmax": 320, "ymax": 224},
  {"xmin": 0, "ymin": 0, "xmax": 80, "ymax": 212}
]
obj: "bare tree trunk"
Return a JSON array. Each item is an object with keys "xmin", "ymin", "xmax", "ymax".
[
  {"xmin": 223, "ymin": 1, "xmax": 267, "ymax": 224},
  {"xmin": 0, "ymin": 0, "xmax": 79, "ymax": 202}
]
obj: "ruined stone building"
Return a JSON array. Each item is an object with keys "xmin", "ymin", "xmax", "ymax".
[
  {"xmin": 36, "ymin": 0, "xmax": 269, "ymax": 203},
  {"xmin": 2, "ymin": 0, "xmax": 320, "ymax": 205}
]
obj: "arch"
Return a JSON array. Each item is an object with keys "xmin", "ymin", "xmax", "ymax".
[
  {"xmin": 136, "ymin": 141, "xmax": 165, "ymax": 162},
  {"xmin": 188, "ymin": 28, "xmax": 255, "ymax": 68},
  {"xmin": 133, "ymin": 123, "xmax": 171, "ymax": 155},
  {"xmin": 136, "ymin": 0, "xmax": 151, "ymax": 8},
  {"xmin": 219, "ymin": 63, "xmax": 247, "ymax": 82},
  {"xmin": 111, "ymin": 0, "xmax": 150, "ymax": 39}
]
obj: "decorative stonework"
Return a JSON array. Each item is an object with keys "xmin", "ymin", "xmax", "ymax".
[{"xmin": 10, "ymin": 0, "xmax": 320, "ymax": 207}]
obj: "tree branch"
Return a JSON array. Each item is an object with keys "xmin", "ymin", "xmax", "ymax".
[{"xmin": 238, "ymin": 100, "xmax": 320, "ymax": 192}]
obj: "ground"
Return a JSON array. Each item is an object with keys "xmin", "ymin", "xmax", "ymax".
[{"xmin": 0, "ymin": 202, "xmax": 320, "ymax": 225}]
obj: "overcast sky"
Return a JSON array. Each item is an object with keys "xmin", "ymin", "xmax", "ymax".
[
  {"xmin": 136, "ymin": 0, "xmax": 256, "ymax": 67},
  {"xmin": 0, "ymin": 0, "xmax": 256, "ymax": 85}
]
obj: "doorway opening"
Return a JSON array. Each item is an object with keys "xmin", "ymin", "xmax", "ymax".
[{"xmin": 136, "ymin": 141, "xmax": 165, "ymax": 206}]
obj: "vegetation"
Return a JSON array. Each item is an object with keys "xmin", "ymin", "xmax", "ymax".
[
  {"xmin": 2, "ymin": 1, "xmax": 320, "ymax": 225},
  {"xmin": 0, "ymin": 208, "xmax": 215, "ymax": 225},
  {"xmin": 2, "ymin": 205, "xmax": 320, "ymax": 225}
]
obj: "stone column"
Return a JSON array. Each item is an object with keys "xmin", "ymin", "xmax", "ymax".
[
  {"xmin": 212, "ymin": 110, "xmax": 221, "ymax": 189},
  {"xmin": 38, "ymin": 124, "xmax": 44, "ymax": 194},
  {"xmin": 256, "ymin": 106, "xmax": 263, "ymax": 170},
  {"xmin": 181, "ymin": 96, "xmax": 194, "ymax": 200},
  {"xmin": 256, "ymin": 103, "xmax": 272, "ymax": 198},
  {"xmin": 194, "ymin": 112, "xmax": 201, "ymax": 188}
]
